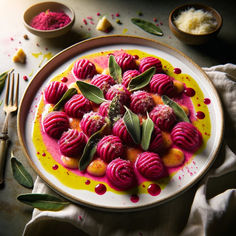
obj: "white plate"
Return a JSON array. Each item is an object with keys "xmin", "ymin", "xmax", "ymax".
[{"xmin": 18, "ymin": 35, "xmax": 223, "ymax": 211}]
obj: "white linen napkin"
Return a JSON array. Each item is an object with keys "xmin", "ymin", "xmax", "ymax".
[{"xmin": 23, "ymin": 64, "xmax": 236, "ymax": 236}]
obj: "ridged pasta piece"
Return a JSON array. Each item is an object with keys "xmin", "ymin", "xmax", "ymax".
[
  {"xmin": 97, "ymin": 135, "xmax": 125, "ymax": 163},
  {"xmin": 106, "ymin": 158, "xmax": 136, "ymax": 189},
  {"xmin": 72, "ymin": 59, "xmax": 96, "ymax": 79},
  {"xmin": 139, "ymin": 57, "xmax": 162, "ymax": 73},
  {"xmin": 64, "ymin": 94, "xmax": 92, "ymax": 118},
  {"xmin": 130, "ymin": 90, "xmax": 155, "ymax": 115},
  {"xmin": 135, "ymin": 152, "xmax": 165, "ymax": 180},
  {"xmin": 148, "ymin": 126, "xmax": 164, "ymax": 153},
  {"xmin": 115, "ymin": 52, "xmax": 137, "ymax": 71},
  {"xmin": 90, "ymin": 74, "xmax": 115, "ymax": 94},
  {"xmin": 149, "ymin": 105, "xmax": 176, "ymax": 131},
  {"xmin": 44, "ymin": 81, "xmax": 68, "ymax": 104},
  {"xmin": 59, "ymin": 129, "xmax": 87, "ymax": 157},
  {"xmin": 80, "ymin": 112, "xmax": 106, "ymax": 136},
  {"xmin": 43, "ymin": 111, "xmax": 69, "ymax": 139},
  {"xmin": 122, "ymin": 70, "xmax": 140, "ymax": 88},
  {"xmin": 171, "ymin": 122, "xmax": 202, "ymax": 152}
]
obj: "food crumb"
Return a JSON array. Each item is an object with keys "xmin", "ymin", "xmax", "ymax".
[
  {"xmin": 12, "ymin": 48, "xmax": 26, "ymax": 64},
  {"xmin": 96, "ymin": 16, "xmax": 113, "ymax": 32},
  {"xmin": 83, "ymin": 19, "xmax": 88, "ymax": 25},
  {"xmin": 116, "ymin": 19, "xmax": 122, "ymax": 24},
  {"xmin": 10, "ymin": 37, "xmax": 14, "ymax": 41},
  {"xmin": 23, "ymin": 34, "xmax": 29, "ymax": 40},
  {"xmin": 97, "ymin": 12, "xmax": 101, "ymax": 16},
  {"xmin": 23, "ymin": 75, "xmax": 28, "ymax": 81},
  {"xmin": 137, "ymin": 11, "xmax": 143, "ymax": 16},
  {"xmin": 116, "ymin": 13, "xmax": 120, "ymax": 17},
  {"xmin": 153, "ymin": 17, "xmax": 157, "ymax": 22}
]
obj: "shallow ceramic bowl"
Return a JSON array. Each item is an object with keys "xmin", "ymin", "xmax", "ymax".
[
  {"xmin": 169, "ymin": 4, "xmax": 222, "ymax": 45},
  {"xmin": 23, "ymin": 1, "xmax": 75, "ymax": 38}
]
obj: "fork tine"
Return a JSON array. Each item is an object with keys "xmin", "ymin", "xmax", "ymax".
[
  {"xmin": 9, "ymin": 73, "xmax": 14, "ymax": 106},
  {"xmin": 14, "ymin": 73, "xmax": 19, "ymax": 107},
  {"xmin": 4, "ymin": 74, "xmax": 10, "ymax": 107}
]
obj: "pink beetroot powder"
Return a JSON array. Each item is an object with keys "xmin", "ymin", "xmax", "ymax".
[{"xmin": 30, "ymin": 9, "xmax": 71, "ymax": 30}]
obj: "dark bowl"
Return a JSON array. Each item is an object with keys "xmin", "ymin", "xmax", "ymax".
[{"xmin": 169, "ymin": 3, "xmax": 222, "ymax": 45}]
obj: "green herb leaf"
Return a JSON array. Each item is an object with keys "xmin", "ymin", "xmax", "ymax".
[
  {"xmin": 0, "ymin": 69, "xmax": 13, "ymax": 95},
  {"xmin": 53, "ymin": 88, "xmax": 77, "ymax": 111},
  {"xmin": 162, "ymin": 95, "xmax": 190, "ymax": 122},
  {"xmin": 131, "ymin": 18, "xmax": 163, "ymax": 36},
  {"xmin": 109, "ymin": 55, "xmax": 122, "ymax": 83},
  {"xmin": 17, "ymin": 193, "xmax": 69, "ymax": 211},
  {"xmin": 108, "ymin": 95, "xmax": 123, "ymax": 126},
  {"xmin": 11, "ymin": 157, "xmax": 34, "ymax": 189},
  {"xmin": 79, "ymin": 124, "xmax": 108, "ymax": 171},
  {"xmin": 141, "ymin": 113, "xmax": 154, "ymax": 151},
  {"xmin": 76, "ymin": 81, "xmax": 106, "ymax": 104},
  {"xmin": 123, "ymin": 106, "xmax": 141, "ymax": 144},
  {"xmin": 128, "ymin": 67, "xmax": 156, "ymax": 91}
]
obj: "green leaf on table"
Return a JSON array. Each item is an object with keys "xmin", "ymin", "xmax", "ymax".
[
  {"xmin": 109, "ymin": 55, "xmax": 122, "ymax": 84},
  {"xmin": 141, "ymin": 113, "xmax": 154, "ymax": 151},
  {"xmin": 11, "ymin": 157, "xmax": 34, "ymax": 189},
  {"xmin": 17, "ymin": 193, "xmax": 69, "ymax": 211},
  {"xmin": 79, "ymin": 124, "xmax": 108, "ymax": 171},
  {"xmin": 162, "ymin": 95, "xmax": 190, "ymax": 122},
  {"xmin": 0, "ymin": 69, "xmax": 13, "ymax": 95},
  {"xmin": 131, "ymin": 18, "xmax": 163, "ymax": 36},
  {"xmin": 123, "ymin": 106, "xmax": 141, "ymax": 144},
  {"xmin": 128, "ymin": 67, "xmax": 156, "ymax": 91},
  {"xmin": 53, "ymin": 88, "xmax": 77, "ymax": 111},
  {"xmin": 76, "ymin": 80, "xmax": 106, "ymax": 104},
  {"xmin": 108, "ymin": 95, "xmax": 123, "ymax": 126}
]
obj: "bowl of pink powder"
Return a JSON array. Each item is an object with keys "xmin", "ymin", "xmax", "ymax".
[{"xmin": 23, "ymin": 2, "xmax": 75, "ymax": 38}]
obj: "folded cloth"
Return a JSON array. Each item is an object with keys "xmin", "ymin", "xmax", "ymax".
[{"xmin": 23, "ymin": 64, "xmax": 236, "ymax": 236}]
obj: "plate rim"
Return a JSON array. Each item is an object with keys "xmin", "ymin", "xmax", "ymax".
[{"xmin": 17, "ymin": 35, "xmax": 224, "ymax": 211}]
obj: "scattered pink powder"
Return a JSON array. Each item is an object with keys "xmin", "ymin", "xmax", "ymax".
[
  {"xmin": 23, "ymin": 75, "xmax": 28, "ymax": 81},
  {"xmin": 116, "ymin": 13, "xmax": 120, "ymax": 17},
  {"xmin": 87, "ymin": 16, "xmax": 93, "ymax": 20},
  {"xmin": 83, "ymin": 19, "xmax": 88, "ymax": 25},
  {"xmin": 97, "ymin": 12, "xmax": 101, "ymax": 16},
  {"xmin": 30, "ymin": 9, "xmax": 71, "ymax": 30},
  {"xmin": 153, "ymin": 17, "xmax": 157, "ymax": 22}
]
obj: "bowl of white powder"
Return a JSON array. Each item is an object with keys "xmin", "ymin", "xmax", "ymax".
[{"xmin": 169, "ymin": 4, "xmax": 222, "ymax": 45}]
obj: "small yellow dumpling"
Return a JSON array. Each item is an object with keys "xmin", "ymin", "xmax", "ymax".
[{"xmin": 87, "ymin": 159, "xmax": 107, "ymax": 176}]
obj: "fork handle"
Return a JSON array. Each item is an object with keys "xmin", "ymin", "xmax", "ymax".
[{"xmin": 0, "ymin": 137, "xmax": 9, "ymax": 184}]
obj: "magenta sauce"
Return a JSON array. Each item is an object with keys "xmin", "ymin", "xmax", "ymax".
[
  {"xmin": 173, "ymin": 67, "xmax": 181, "ymax": 74},
  {"xmin": 95, "ymin": 183, "xmax": 107, "ymax": 195},
  {"xmin": 130, "ymin": 194, "xmax": 139, "ymax": 203},
  {"xmin": 147, "ymin": 184, "xmax": 161, "ymax": 196},
  {"xmin": 196, "ymin": 111, "xmax": 205, "ymax": 119},
  {"xmin": 184, "ymin": 87, "xmax": 196, "ymax": 97},
  {"xmin": 204, "ymin": 98, "xmax": 211, "ymax": 105}
]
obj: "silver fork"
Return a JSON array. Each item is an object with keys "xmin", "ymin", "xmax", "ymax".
[{"xmin": 0, "ymin": 72, "xmax": 19, "ymax": 184}]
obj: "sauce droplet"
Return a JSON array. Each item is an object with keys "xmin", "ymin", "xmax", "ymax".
[
  {"xmin": 85, "ymin": 179, "xmax": 90, "ymax": 185},
  {"xmin": 174, "ymin": 68, "xmax": 181, "ymax": 74},
  {"xmin": 147, "ymin": 184, "xmax": 161, "ymax": 196},
  {"xmin": 130, "ymin": 194, "xmax": 139, "ymax": 203},
  {"xmin": 61, "ymin": 77, "xmax": 68, "ymax": 83},
  {"xmin": 184, "ymin": 88, "xmax": 195, "ymax": 97},
  {"xmin": 52, "ymin": 164, "xmax": 58, "ymax": 170},
  {"xmin": 204, "ymin": 98, "xmax": 211, "ymax": 105},
  {"xmin": 95, "ymin": 183, "xmax": 106, "ymax": 195},
  {"xmin": 196, "ymin": 111, "xmax": 205, "ymax": 119}
]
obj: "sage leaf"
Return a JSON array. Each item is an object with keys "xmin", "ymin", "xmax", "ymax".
[
  {"xmin": 11, "ymin": 157, "xmax": 34, "ymax": 189},
  {"xmin": 76, "ymin": 80, "xmax": 106, "ymax": 104},
  {"xmin": 128, "ymin": 67, "xmax": 156, "ymax": 91},
  {"xmin": 0, "ymin": 69, "xmax": 13, "ymax": 95},
  {"xmin": 79, "ymin": 124, "xmax": 108, "ymax": 171},
  {"xmin": 123, "ymin": 106, "xmax": 141, "ymax": 144},
  {"xmin": 162, "ymin": 95, "xmax": 190, "ymax": 122},
  {"xmin": 141, "ymin": 113, "xmax": 154, "ymax": 151},
  {"xmin": 17, "ymin": 193, "xmax": 69, "ymax": 211},
  {"xmin": 108, "ymin": 95, "xmax": 123, "ymax": 126},
  {"xmin": 109, "ymin": 55, "xmax": 122, "ymax": 83},
  {"xmin": 131, "ymin": 18, "xmax": 163, "ymax": 36},
  {"xmin": 53, "ymin": 88, "xmax": 77, "ymax": 111}
]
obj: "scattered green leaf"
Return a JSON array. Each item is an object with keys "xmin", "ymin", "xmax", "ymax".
[
  {"xmin": 53, "ymin": 88, "xmax": 77, "ymax": 111},
  {"xmin": 79, "ymin": 124, "xmax": 108, "ymax": 171},
  {"xmin": 17, "ymin": 193, "xmax": 69, "ymax": 211},
  {"xmin": 128, "ymin": 67, "xmax": 156, "ymax": 91},
  {"xmin": 131, "ymin": 18, "xmax": 163, "ymax": 36},
  {"xmin": 109, "ymin": 55, "xmax": 122, "ymax": 83},
  {"xmin": 141, "ymin": 113, "xmax": 154, "ymax": 151},
  {"xmin": 76, "ymin": 80, "xmax": 106, "ymax": 104},
  {"xmin": 11, "ymin": 157, "xmax": 33, "ymax": 189},
  {"xmin": 162, "ymin": 95, "xmax": 190, "ymax": 122},
  {"xmin": 123, "ymin": 106, "xmax": 141, "ymax": 144},
  {"xmin": 108, "ymin": 95, "xmax": 123, "ymax": 126},
  {"xmin": 0, "ymin": 69, "xmax": 13, "ymax": 95}
]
